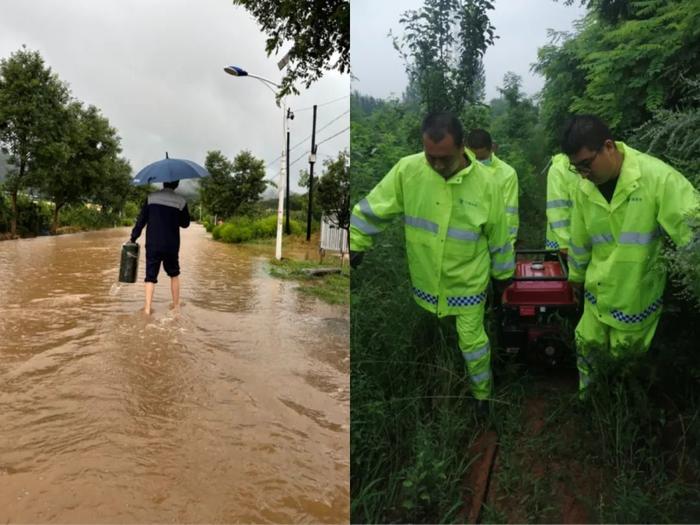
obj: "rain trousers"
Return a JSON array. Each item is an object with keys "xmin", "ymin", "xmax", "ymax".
[
  {"xmin": 350, "ymin": 150, "xmax": 515, "ymax": 399},
  {"xmin": 567, "ymin": 143, "xmax": 699, "ymax": 391}
]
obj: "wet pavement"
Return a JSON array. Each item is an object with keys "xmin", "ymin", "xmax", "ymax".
[{"xmin": 0, "ymin": 224, "xmax": 349, "ymax": 523}]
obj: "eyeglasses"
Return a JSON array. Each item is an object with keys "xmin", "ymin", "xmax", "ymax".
[{"xmin": 569, "ymin": 149, "xmax": 601, "ymax": 174}]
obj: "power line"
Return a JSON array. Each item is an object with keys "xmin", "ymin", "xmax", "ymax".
[
  {"xmin": 265, "ymin": 110, "xmax": 349, "ymax": 168},
  {"xmin": 288, "ymin": 151, "xmax": 309, "ymax": 169},
  {"xmin": 316, "ymin": 126, "xmax": 349, "ymax": 147},
  {"xmin": 293, "ymin": 95, "xmax": 349, "ymax": 112},
  {"xmin": 287, "ymin": 109, "xmax": 348, "ymax": 155},
  {"xmin": 315, "ymin": 110, "xmax": 349, "ymax": 137},
  {"xmin": 287, "ymin": 126, "xmax": 349, "ymax": 169},
  {"xmin": 289, "ymin": 109, "xmax": 348, "ymax": 152}
]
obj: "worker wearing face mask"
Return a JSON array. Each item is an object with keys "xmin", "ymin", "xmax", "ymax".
[{"xmin": 466, "ymin": 129, "xmax": 519, "ymax": 248}]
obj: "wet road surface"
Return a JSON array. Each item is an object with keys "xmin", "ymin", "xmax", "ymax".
[{"xmin": 0, "ymin": 224, "xmax": 349, "ymax": 523}]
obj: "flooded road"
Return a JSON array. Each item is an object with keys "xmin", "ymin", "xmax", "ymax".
[{"xmin": 0, "ymin": 224, "xmax": 349, "ymax": 523}]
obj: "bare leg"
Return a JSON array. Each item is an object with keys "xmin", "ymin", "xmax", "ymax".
[
  {"xmin": 144, "ymin": 282, "xmax": 155, "ymax": 314},
  {"xmin": 170, "ymin": 276, "xmax": 180, "ymax": 311}
]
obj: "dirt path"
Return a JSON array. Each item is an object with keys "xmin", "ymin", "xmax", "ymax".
[{"xmin": 463, "ymin": 373, "xmax": 603, "ymax": 524}]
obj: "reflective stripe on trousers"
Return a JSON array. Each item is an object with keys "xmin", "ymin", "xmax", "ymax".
[{"xmin": 456, "ymin": 303, "xmax": 491, "ymax": 400}]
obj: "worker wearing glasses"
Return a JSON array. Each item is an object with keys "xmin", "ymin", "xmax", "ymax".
[{"xmin": 563, "ymin": 114, "xmax": 699, "ymax": 396}]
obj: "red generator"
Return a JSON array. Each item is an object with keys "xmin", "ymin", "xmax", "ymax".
[{"xmin": 499, "ymin": 249, "xmax": 579, "ymax": 367}]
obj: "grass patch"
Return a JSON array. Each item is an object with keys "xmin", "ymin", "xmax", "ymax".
[
  {"xmin": 212, "ymin": 214, "xmax": 303, "ymax": 243},
  {"xmin": 480, "ymin": 355, "xmax": 700, "ymax": 524},
  {"xmin": 351, "ymin": 224, "xmax": 483, "ymax": 523},
  {"xmin": 352, "ymin": 236, "xmax": 700, "ymax": 524},
  {"xmin": 268, "ymin": 258, "xmax": 349, "ymax": 305}
]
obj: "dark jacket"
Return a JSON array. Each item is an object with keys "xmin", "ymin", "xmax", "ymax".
[{"xmin": 130, "ymin": 188, "xmax": 190, "ymax": 252}]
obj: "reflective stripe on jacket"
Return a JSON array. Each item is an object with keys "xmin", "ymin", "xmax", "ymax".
[
  {"xmin": 545, "ymin": 153, "xmax": 580, "ymax": 251},
  {"xmin": 490, "ymin": 153, "xmax": 519, "ymax": 246},
  {"xmin": 350, "ymin": 149, "xmax": 514, "ymax": 317},
  {"xmin": 568, "ymin": 142, "xmax": 699, "ymax": 330}
]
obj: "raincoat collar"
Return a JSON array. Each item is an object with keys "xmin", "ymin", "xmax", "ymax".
[
  {"xmin": 447, "ymin": 148, "xmax": 478, "ymax": 185},
  {"xmin": 490, "ymin": 152, "xmax": 504, "ymax": 170},
  {"xmin": 610, "ymin": 142, "xmax": 641, "ymax": 210}
]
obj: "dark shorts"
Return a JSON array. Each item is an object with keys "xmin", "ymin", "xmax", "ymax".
[{"xmin": 144, "ymin": 250, "xmax": 180, "ymax": 283}]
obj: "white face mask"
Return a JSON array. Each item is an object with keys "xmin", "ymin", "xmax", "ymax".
[{"xmin": 479, "ymin": 157, "xmax": 493, "ymax": 166}]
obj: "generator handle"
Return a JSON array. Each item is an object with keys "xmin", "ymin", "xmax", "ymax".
[{"xmin": 511, "ymin": 248, "xmax": 569, "ymax": 282}]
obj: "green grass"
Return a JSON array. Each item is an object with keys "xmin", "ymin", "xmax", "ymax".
[
  {"xmin": 351, "ymin": 224, "xmax": 484, "ymax": 523},
  {"xmin": 212, "ymin": 214, "xmax": 304, "ymax": 243},
  {"xmin": 351, "ymin": 222, "xmax": 700, "ymax": 523},
  {"xmin": 481, "ymin": 356, "xmax": 700, "ymax": 524},
  {"xmin": 268, "ymin": 258, "xmax": 349, "ymax": 305}
]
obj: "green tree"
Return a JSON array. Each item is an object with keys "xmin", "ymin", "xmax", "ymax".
[
  {"xmin": 535, "ymin": 1, "xmax": 700, "ymax": 142},
  {"xmin": 491, "ymin": 72, "xmax": 539, "ymax": 146},
  {"xmin": 232, "ymin": 0, "xmax": 349, "ymax": 99},
  {"xmin": 630, "ymin": 77, "xmax": 700, "ymax": 306},
  {"xmin": 200, "ymin": 150, "xmax": 267, "ymax": 218},
  {"xmin": 560, "ymin": 0, "xmax": 632, "ymax": 24},
  {"xmin": 393, "ymin": 0, "xmax": 497, "ymax": 113},
  {"xmin": 0, "ymin": 47, "xmax": 69, "ymax": 236},
  {"xmin": 91, "ymin": 156, "xmax": 134, "ymax": 215},
  {"xmin": 316, "ymin": 150, "xmax": 349, "ymax": 231},
  {"xmin": 37, "ymin": 102, "xmax": 122, "ymax": 233},
  {"xmin": 487, "ymin": 73, "xmax": 545, "ymax": 246}
]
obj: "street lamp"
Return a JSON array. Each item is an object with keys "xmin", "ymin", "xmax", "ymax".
[{"xmin": 224, "ymin": 64, "xmax": 288, "ymax": 260}]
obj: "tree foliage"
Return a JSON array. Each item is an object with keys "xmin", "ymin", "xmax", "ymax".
[
  {"xmin": 232, "ymin": 0, "xmax": 349, "ymax": 99},
  {"xmin": 0, "ymin": 47, "xmax": 133, "ymax": 236},
  {"xmin": 535, "ymin": 1, "xmax": 700, "ymax": 141},
  {"xmin": 316, "ymin": 150, "xmax": 349, "ymax": 230},
  {"xmin": 200, "ymin": 149, "xmax": 267, "ymax": 219},
  {"xmin": 560, "ymin": 0, "xmax": 633, "ymax": 24},
  {"xmin": 0, "ymin": 46, "xmax": 69, "ymax": 235},
  {"xmin": 38, "ymin": 102, "xmax": 125, "ymax": 232},
  {"xmin": 393, "ymin": 0, "xmax": 497, "ymax": 113}
]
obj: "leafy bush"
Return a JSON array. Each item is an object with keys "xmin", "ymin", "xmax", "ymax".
[
  {"xmin": 122, "ymin": 200, "xmax": 140, "ymax": 222},
  {"xmin": 60, "ymin": 204, "xmax": 111, "ymax": 230},
  {"xmin": 211, "ymin": 214, "xmax": 303, "ymax": 244},
  {"xmin": 1, "ymin": 194, "xmax": 53, "ymax": 236}
]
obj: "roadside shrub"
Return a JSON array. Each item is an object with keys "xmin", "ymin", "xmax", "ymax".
[
  {"xmin": 211, "ymin": 214, "xmax": 304, "ymax": 243},
  {"xmin": 14, "ymin": 195, "xmax": 52, "ymax": 236},
  {"xmin": 252, "ymin": 215, "xmax": 276, "ymax": 237},
  {"xmin": 122, "ymin": 200, "xmax": 140, "ymax": 221},
  {"xmin": 60, "ymin": 204, "xmax": 112, "ymax": 230}
]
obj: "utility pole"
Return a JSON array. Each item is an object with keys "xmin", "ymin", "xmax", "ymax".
[
  {"xmin": 285, "ymin": 128, "xmax": 291, "ymax": 234},
  {"xmin": 306, "ymin": 104, "xmax": 317, "ymax": 241}
]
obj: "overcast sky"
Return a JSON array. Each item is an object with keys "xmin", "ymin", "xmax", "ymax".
[
  {"xmin": 0, "ymin": 0, "xmax": 349, "ymax": 194},
  {"xmin": 351, "ymin": 0, "xmax": 586, "ymax": 101}
]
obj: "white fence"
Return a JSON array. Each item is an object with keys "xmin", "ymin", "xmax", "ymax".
[{"xmin": 320, "ymin": 215, "xmax": 349, "ymax": 254}]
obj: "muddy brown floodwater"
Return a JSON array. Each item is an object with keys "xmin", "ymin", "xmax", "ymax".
[{"xmin": 0, "ymin": 224, "xmax": 349, "ymax": 523}]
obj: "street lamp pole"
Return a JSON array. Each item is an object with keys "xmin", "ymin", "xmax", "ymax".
[{"xmin": 224, "ymin": 65, "xmax": 288, "ymax": 260}]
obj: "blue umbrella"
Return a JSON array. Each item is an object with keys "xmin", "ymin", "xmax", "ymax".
[{"xmin": 132, "ymin": 152, "xmax": 210, "ymax": 186}]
